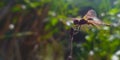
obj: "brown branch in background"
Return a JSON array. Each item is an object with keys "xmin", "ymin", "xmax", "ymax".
[
  {"xmin": 1, "ymin": 13, "xmax": 12, "ymax": 35},
  {"xmin": 21, "ymin": 10, "xmax": 37, "ymax": 46},
  {"xmin": 29, "ymin": 3, "xmax": 51, "ymax": 44},
  {"xmin": 12, "ymin": 12, "xmax": 24, "ymax": 60},
  {"xmin": 14, "ymin": 13, "xmax": 24, "ymax": 32},
  {"xmin": 0, "ymin": 12, "xmax": 12, "ymax": 60},
  {"xmin": 38, "ymin": 3, "xmax": 50, "ymax": 31},
  {"xmin": 31, "ymin": 10, "xmax": 38, "ymax": 30},
  {"xmin": 0, "ymin": 0, "xmax": 15, "ymax": 20},
  {"xmin": 1, "ymin": 2, "xmax": 51, "ymax": 60},
  {"xmin": 21, "ymin": 11, "xmax": 35, "ymax": 32},
  {"xmin": 4, "ymin": 12, "xmax": 24, "ymax": 60},
  {"xmin": 24, "ymin": 3, "xmax": 51, "ymax": 60},
  {"xmin": 18, "ymin": 10, "xmax": 38, "ymax": 60}
]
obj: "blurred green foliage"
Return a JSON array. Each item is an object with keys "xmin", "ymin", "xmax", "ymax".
[{"xmin": 0, "ymin": 0, "xmax": 120, "ymax": 60}]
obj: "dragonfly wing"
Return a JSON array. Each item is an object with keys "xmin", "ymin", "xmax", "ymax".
[
  {"xmin": 88, "ymin": 19, "xmax": 110, "ymax": 26},
  {"xmin": 83, "ymin": 9, "xmax": 110, "ymax": 26},
  {"xmin": 83, "ymin": 9, "xmax": 97, "ymax": 20}
]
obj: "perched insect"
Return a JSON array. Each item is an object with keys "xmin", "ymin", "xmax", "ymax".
[
  {"xmin": 70, "ymin": 9, "xmax": 111, "ymax": 36},
  {"xmin": 69, "ymin": 9, "xmax": 111, "ymax": 59},
  {"xmin": 73, "ymin": 9, "xmax": 110, "ymax": 29}
]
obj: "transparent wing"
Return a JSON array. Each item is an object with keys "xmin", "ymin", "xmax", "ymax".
[
  {"xmin": 83, "ymin": 9, "xmax": 110, "ymax": 26},
  {"xmin": 83, "ymin": 9, "xmax": 97, "ymax": 20},
  {"xmin": 87, "ymin": 20, "xmax": 110, "ymax": 30}
]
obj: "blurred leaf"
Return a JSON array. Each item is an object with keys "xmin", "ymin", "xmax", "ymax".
[
  {"xmin": 51, "ymin": 17, "xmax": 58, "ymax": 26},
  {"xmin": 108, "ymin": 8, "xmax": 119, "ymax": 15},
  {"xmin": 11, "ymin": 5, "xmax": 22, "ymax": 12}
]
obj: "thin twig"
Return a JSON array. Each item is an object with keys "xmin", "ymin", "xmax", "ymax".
[
  {"xmin": 68, "ymin": 36, "xmax": 73, "ymax": 60},
  {"xmin": 0, "ymin": 31, "xmax": 34, "ymax": 39}
]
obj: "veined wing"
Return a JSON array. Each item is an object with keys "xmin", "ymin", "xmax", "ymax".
[
  {"xmin": 83, "ymin": 9, "xmax": 110, "ymax": 26},
  {"xmin": 83, "ymin": 9, "xmax": 97, "ymax": 20}
]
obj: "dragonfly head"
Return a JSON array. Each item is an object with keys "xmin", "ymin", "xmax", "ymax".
[{"xmin": 73, "ymin": 19, "xmax": 79, "ymax": 25}]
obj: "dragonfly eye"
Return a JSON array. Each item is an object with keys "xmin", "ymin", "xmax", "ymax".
[
  {"xmin": 73, "ymin": 20, "xmax": 79, "ymax": 25},
  {"xmin": 87, "ymin": 18, "xmax": 93, "ymax": 20}
]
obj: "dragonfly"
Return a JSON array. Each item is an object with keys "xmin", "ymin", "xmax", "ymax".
[
  {"xmin": 68, "ymin": 9, "xmax": 111, "ymax": 59},
  {"xmin": 68, "ymin": 9, "xmax": 111, "ymax": 36},
  {"xmin": 72, "ymin": 9, "xmax": 110, "ymax": 31}
]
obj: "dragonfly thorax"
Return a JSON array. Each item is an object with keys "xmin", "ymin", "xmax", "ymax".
[
  {"xmin": 73, "ymin": 19, "xmax": 88, "ymax": 25},
  {"xmin": 79, "ymin": 19, "xmax": 88, "ymax": 25}
]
